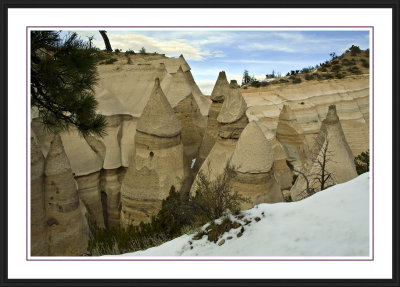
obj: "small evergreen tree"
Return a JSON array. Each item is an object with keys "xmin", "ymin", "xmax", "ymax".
[
  {"xmin": 242, "ymin": 69, "xmax": 251, "ymax": 85},
  {"xmin": 31, "ymin": 31, "xmax": 107, "ymax": 137},
  {"xmin": 349, "ymin": 45, "xmax": 361, "ymax": 56},
  {"xmin": 354, "ymin": 150, "xmax": 370, "ymax": 175}
]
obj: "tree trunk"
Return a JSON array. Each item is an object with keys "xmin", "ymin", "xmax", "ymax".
[{"xmin": 99, "ymin": 30, "xmax": 112, "ymax": 52}]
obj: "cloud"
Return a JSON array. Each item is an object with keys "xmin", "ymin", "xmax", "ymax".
[
  {"xmin": 238, "ymin": 43, "xmax": 297, "ymax": 52},
  {"xmin": 77, "ymin": 31, "xmax": 216, "ymax": 61}
]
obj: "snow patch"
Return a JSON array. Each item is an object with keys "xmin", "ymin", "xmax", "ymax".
[{"xmin": 105, "ymin": 173, "xmax": 370, "ymax": 257}]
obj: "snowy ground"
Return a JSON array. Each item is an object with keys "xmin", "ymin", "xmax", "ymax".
[{"xmin": 107, "ymin": 173, "xmax": 370, "ymax": 257}]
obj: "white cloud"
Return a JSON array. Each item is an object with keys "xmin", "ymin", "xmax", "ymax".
[
  {"xmin": 76, "ymin": 31, "xmax": 222, "ymax": 61},
  {"xmin": 238, "ymin": 42, "xmax": 297, "ymax": 52}
]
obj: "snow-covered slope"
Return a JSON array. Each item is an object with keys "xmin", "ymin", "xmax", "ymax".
[{"xmin": 109, "ymin": 173, "xmax": 370, "ymax": 257}]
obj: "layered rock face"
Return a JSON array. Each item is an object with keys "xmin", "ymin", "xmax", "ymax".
[
  {"xmin": 191, "ymin": 81, "xmax": 248, "ymax": 194},
  {"xmin": 229, "ymin": 121, "xmax": 283, "ymax": 209},
  {"xmin": 195, "ymin": 71, "xmax": 231, "ymax": 171},
  {"xmin": 276, "ymin": 104, "xmax": 309, "ymax": 170},
  {"xmin": 242, "ymin": 76, "xmax": 369, "ymax": 157},
  {"xmin": 120, "ymin": 79, "xmax": 186, "ymax": 227},
  {"xmin": 30, "ymin": 130, "xmax": 48, "ymax": 256},
  {"xmin": 290, "ymin": 105, "xmax": 358, "ymax": 201},
  {"xmin": 43, "ymin": 135, "xmax": 89, "ymax": 256},
  {"xmin": 95, "ymin": 54, "xmax": 210, "ymax": 118}
]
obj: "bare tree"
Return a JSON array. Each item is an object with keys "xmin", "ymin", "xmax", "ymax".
[
  {"xmin": 312, "ymin": 139, "xmax": 335, "ymax": 191},
  {"xmin": 290, "ymin": 138, "xmax": 336, "ymax": 199},
  {"xmin": 99, "ymin": 30, "xmax": 112, "ymax": 52},
  {"xmin": 87, "ymin": 35, "xmax": 94, "ymax": 49}
]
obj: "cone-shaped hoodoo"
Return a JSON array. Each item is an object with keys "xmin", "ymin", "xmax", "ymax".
[
  {"xmin": 229, "ymin": 122, "xmax": 283, "ymax": 208},
  {"xmin": 121, "ymin": 79, "xmax": 186, "ymax": 227},
  {"xmin": 30, "ymin": 130, "xmax": 48, "ymax": 256},
  {"xmin": 276, "ymin": 104, "xmax": 308, "ymax": 169},
  {"xmin": 161, "ymin": 66, "xmax": 192, "ymax": 108},
  {"xmin": 44, "ymin": 134, "xmax": 89, "ymax": 255},
  {"xmin": 191, "ymin": 80, "xmax": 249, "ymax": 196},
  {"xmin": 136, "ymin": 78, "xmax": 182, "ymax": 137},
  {"xmin": 194, "ymin": 71, "xmax": 232, "ymax": 171},
  {"xmin": 217, "ymin": 82, "xmax": 247, "ymax": 124},
  {"xmin": 230, "ymin": 121, "xmax": 274, "ymax": 174},
  {"xmin": 210, "ymin": 71, "xmax": 230, "ymax": 102},
  {"xmin": 290, "ymin": 105, "xmax": 358, "ymax": 201}
]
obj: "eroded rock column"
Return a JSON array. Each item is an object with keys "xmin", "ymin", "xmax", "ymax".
[
  {"xmin": 44, "ymin": 135, "xmax": 89, "ymax": 256},
  {"xmin": 229, "ymin": 121, "xmax": 283, "ymax": 209},
  {"xmin": 120, "ymin": 79, "xmax": 186, "ymax": 227}
]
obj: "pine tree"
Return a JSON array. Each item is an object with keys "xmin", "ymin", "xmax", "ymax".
[
  {"xmin": 242, "ymin": 69, "xmax": 251, "ymax": 85},
  {"xmin": 31, "ymin": 31, "xmax": 107, "ymax": 137}
]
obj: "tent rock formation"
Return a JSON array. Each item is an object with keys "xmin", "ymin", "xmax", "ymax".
[
  {"xmin": 290, "ymin": 105, "xmax": 358, "ymax": 201},
  {"xmin": 120, "ymin": 79, "xmax": 186, "ymax": 227},
  {"xmin": 229, "ymin": 121, "xmax": 283, "ymax": 208}
]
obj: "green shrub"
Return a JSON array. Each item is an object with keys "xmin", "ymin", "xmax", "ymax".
[
  {"xmin": 99, "ymin": 58, "xmax": 118, "ymax": 65},
  {"xmin": 305, "ymin": 74, "xmax": 314, "ymax": 81},
  {"xmin": 191, "ymin": 168, "xmax": 249, "ymax": 221},
  {"xmin": 320, "ymin": 67, "xmax": 328, "ymax": 72},
  {"xmin": 335, "ymin": 72, "xmax": 345, "ymax": 79},
  {"xmin": 324, "ymin": 73, "xmax": 334, "ymax": 79},
  {"xmin": 114, "ymin": 48, "xmax": 121, "ymax": 54},
  {"xmin": 361, "ymin": 59, "xmax": 369, "ymax": 68},
  {"xmin": 95, "ymin": 51, "xmax": 110, "ymax": 62},
  {"xmin": 331, "ymin": 64, "xmax": 341, "ymax": 72},
  {"xmin": 348, "ymin": 66, "xmax": 361, "ymax": 74},
  {"xmin": 354, "ymin": 150, "xmax": 369, "ymax": 175},
  {"xmin": 349, "ymin": 45, "xmax": 361, "ymax": 56},
  {"xmin": 292, "ymin": 77, "xmax": 302, "ymax": 84},
  {"xmin": 250, "ymin": 80, "xmax": 261, "ymax": 88},
  {"xmin": 89, "ymin": 185, "xmax": 198, "ymax": 255},
  {"xmin": 342, "ymin": 59, "xmax": 353, "ymax": 66},
  {"xmin": 125, "ymin": 49, "xmax": 135, "ymax": 55},
  {"xmin": 332, "ymin": 59, "xmax": 339, "ymax": 65}
]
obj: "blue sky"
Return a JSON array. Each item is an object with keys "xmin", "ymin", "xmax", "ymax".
[{"xmin": 72, "ymin": 30, "xmax": 370, "ymax": 94}]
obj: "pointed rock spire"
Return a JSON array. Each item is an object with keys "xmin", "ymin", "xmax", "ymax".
[
  {"xmin": 290, "ymin": 104, "xmax": 357, "ymax": 201},
  {"xmin": 211, "ymin": 71, "xmax": 230, "ymax": 102},
  {"xmin": 279, "ymin": 104, "xmax": 297, "ymax": 121},
  {"xmin": 44, "ymin": 134, "xmax": 72, "ymax": 177},
  {"xmin": 178, "ymin": 54, "xmax": 191, "ymax": 71},
  {"xmin": 230, "ymin": 121, "xmax": 274, "ymax": 173},
  {"xmin": 324, "ymin": 105, "xmax": 340, "ymax": 124},
  {"xmin": 217, "ymin": 82, "xmax": 247, "ymax": 124},
  {"xmin": 161, "ymin": 65, "xmax": 192, "ymax": 107},
  {"xmin": 276, "ymin": 104, "xmax": 304, "ymax": 136},
  {"xmin": 230, "ymin": 80, "xmax": 238, "ymax": 88},
  {"xmin": 136, "ymin": 78, "xmax": 182, "ymax": 137}
]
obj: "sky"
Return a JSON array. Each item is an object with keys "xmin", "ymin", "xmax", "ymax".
[{"xmin": 71, "ymin": 30, "xmax": 370, "ymax": 95}]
